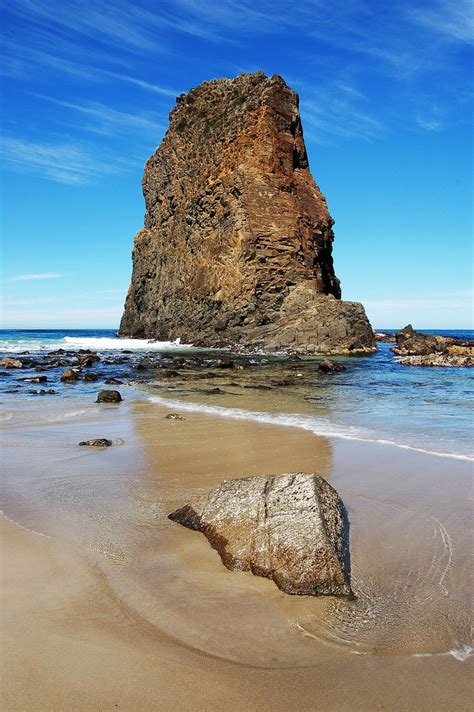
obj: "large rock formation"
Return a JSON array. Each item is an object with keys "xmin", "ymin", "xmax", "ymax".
[
  {"xmin": 120, "ymin": 72, "xmax": 375, "ymax": 354},
  {"xmin": 168, "ymin": 473, "xmax": 353, "ymax": 598}
]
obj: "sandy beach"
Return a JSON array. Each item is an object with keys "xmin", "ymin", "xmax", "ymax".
[{"xmin": 1, "ymin": 393, "xmax": 472, "ymax": 711}]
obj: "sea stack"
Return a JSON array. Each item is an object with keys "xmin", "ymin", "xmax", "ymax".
[{"xmin": 120, "ymin": 72, "xmax": 375, "ymax": 354}]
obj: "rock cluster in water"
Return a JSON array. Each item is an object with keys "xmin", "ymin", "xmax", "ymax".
[
  {"xmin": 169, "ymin": 473, "xmax": 352, "ymax": 598},
  {"xmin": 392, "ymin": 325, "xmax": 473, "ymax": 367},
  {"xmin": 120, "ymin": 72, "xmax": 375, "ymax": 355}
]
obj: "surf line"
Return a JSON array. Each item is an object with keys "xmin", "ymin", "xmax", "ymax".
[{"xmin": 146, "ymin": 395, "xmax": 474, "ymax": 463}]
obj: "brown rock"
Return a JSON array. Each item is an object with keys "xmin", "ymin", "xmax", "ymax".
[
  {"xmin": 61, "ymin": 369, "xmax": 78, "ymax": 382},
  {"xmin": 318, "ymin": 358, "xmax": 346, "ymax": 373},
  {"xmin": 120, "ymin": 72, "xmax": 375, "ymax": 356},
  {"xmin": 0, "ymin": 358, "xmax": 23, "ymax": 369},
  {"xmin": 392, "ymin": 325, "xmax": 472, "ymax": 366},
  {"xmin": 79, "ymin": 438, "xmax": 113, "ymax": 447},
  {"xmin": 397, "ymin": 353, "xmax": 474, "ymax": 367},
  {"xmin": 374, "ymin": 332, "xmax": 396, "ymax": 343},
  {"xmin": 392, "ymin": 324, "xmax": 450, "ymax": 355},
  {"xmin": 168, "ymin": 473, "xmax": 352, "ymax": 597},
  {"xmin": 96, "ymin": 390, "xmax": 122, "ymax": 403},
  {"xmin": 83, "ymin": 372, "xmax": 99, "ymax": 382}
]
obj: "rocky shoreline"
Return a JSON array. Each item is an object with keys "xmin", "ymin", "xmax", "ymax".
[
  {"xmin": 1, "ymin": 324, "xmax": 472, "ymax": 404},
  {"xmin": 391, "ymin": 325, "xmax": 474, "ymax": 367}
]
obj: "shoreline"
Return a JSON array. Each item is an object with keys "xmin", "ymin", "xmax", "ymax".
[
  {"xmin": 1, "ymin": 392, "xmax": 473, "ymax": 710},
  {"xmin": 145, "ymin": 392, "xmax": 474, "ymax": 462}
]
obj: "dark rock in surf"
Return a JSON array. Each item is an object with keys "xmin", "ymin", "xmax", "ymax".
[
  {"xmin": 79, "ymin": 438, "xmax": 113, "ymax": 447},
  {"xmin": 61, "ymin": 368, "xmax": 79, "ymax": 382},
  {"xmin": 83, "ymin": 372, "xmax": 99, "ymax": 382},
  {"xmin": 96, "ymin": 390, "xmax": 122, "ymax": 403},
  {"xmin": 318, "ymin": 358, "xmax": 346, "ymax": 373}
]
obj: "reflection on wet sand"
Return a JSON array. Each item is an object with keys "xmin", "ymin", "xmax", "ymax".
[
  {"xmin": 1, "ymin": 394, "xmax": 473, "ymax": 710},
  {"xmin": 128, "ymin": 400, "xmax": 472, "ymax": 664}
]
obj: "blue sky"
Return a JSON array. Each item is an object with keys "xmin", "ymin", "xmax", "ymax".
[{"xmin": 1, "ymin": 0, "xmax": 472, "ymax": 330}]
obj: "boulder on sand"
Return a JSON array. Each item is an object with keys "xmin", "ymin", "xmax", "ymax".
[
  {"xmin": 96, "ymin": 390, "xmax": 122, "ymax": 403},
  {"xmin": 169, "ymin": 473, "xmax": 352, "ymax": 598}
]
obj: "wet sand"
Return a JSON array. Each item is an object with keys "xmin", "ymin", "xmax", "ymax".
[{"xmin": 1, "ymin": 395, "xmax": 473, "ymax": 710}]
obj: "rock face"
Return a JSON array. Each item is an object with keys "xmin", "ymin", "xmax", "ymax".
[
  {"xmin": 168, "ymin": 473, "xmax": 352, "ymax": 598},
  {"xmin": 120, "ymin": 72, "xmax": 375, "ymax": 355}
]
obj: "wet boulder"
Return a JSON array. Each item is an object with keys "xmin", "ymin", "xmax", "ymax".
[
  {"xmin": 83, "ymin": 372, "xmax": 99, "ymax": 382},
  {"xmin": 96, "ymin": 390, "xmax": 122, "ymax": 403},
  {"xmin": 0, "ymin": 358, "xmax": 23, "ymax": 369},
  {"xmin": 318, "ymin": 358, "xmax": 346, "ymax": 373},
  {"xmin": 61, "ymin": 368, "xmax": 79, "ymax": 382},
  {"xmin": 169, "ymin": 473, "xmax": 352, "ymax": 598},
  {"xmin": 165, "ymin": 413, "xmax": 185, "ymax": 420}
]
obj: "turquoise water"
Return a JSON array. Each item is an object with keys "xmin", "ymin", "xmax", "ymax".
[{"xmin": 0, "ymin": 328, "xmax": 473, "ymax": 460}]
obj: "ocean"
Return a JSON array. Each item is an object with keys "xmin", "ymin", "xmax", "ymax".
[{"xmin": 1, "ymin": 327, "xmax": 472, "ymax": 460}]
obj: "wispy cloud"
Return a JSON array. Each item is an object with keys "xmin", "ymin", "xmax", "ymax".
[
  {"xmin": 0, "ymin": 138, "xmax": 135, "ymax": 185},
  {"xmin": 8, "ymin": 273, "xmax": 63, "ymax": 281},
  {"xmin": 32, "ymin": 94, "xmax": 166, "ymax": 137},
  {"xmin": 6, "ymin": 0, "xmax": 166, "ymax": 54},
  {"xmin": 102, "ymin": 71, "xmax": 179, "ymax": 97},
  {"xmin": 416, "ymin": 116, "xmax": 442, "ymax": 131},
  {"xmin": 2, "ymin": 0, "xmax": 471, "ymax": 169},
  {"xmin": 408, "ymin": 0, "xmax": 474, "ymax": 44}
]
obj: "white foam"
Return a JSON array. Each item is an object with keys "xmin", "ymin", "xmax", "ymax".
[
  {"xmin": 449, "ymin": 645, "xmax": 473, "ymax": 661},
  {"xmin": 413, "ymin": 645, "xmax": 472, "ymax": 661},
  {"xmin": 147, "ymin": 395, "xmax": 474, "ymax": 462},
  {"xmin": 62, "ymin": 336, "xmax": 193, "ymax": 351},
  {"xmin": 0, "ymin": 510, "xmax": 52, "ymax": 538},
  {"xmin": 0, "ymin": 336, "xmax": 193, "ymax": 353}
]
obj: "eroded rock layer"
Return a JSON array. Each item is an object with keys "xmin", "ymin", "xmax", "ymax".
[
  {"xmin": 168, "ymin": 473, "xmax": 352, "ymax": 598},
  {"xmin": 120, "ymin": 72, "xmax": 375, "ymax": 354}
]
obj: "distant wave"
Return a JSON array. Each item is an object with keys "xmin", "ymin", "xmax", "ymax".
[
  {"xmin": 63, "ymin": 336, "xmax": 192, "ymax": 351},
  {"xmin": 0, "ymin": 336, "xmax": 192, "ymax": 353},
  {"xmin": 148, "ymin": 395, "xmax": 474, "ymax": 462}
]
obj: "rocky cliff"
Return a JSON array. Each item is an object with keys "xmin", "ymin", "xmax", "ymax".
[{"xmin": 120, "ymin": 71, "xmax": 375, "ymax": 354}]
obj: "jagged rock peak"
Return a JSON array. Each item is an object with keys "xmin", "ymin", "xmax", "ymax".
[{"xmin": 120, "ymin": 71, "xmax": 375, "ymax": 354}]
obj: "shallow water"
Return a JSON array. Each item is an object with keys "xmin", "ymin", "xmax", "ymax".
[
  {"xmin": 1, "ymin": 390, "xmax": 472, "ymax": 666},
  {"xmin": 1, "ymin": 328, "xmax": 472, "ymax": 665},
  {"xmin": 1, "ymin": 327, "xmax": 472, "ymax": 459}
]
